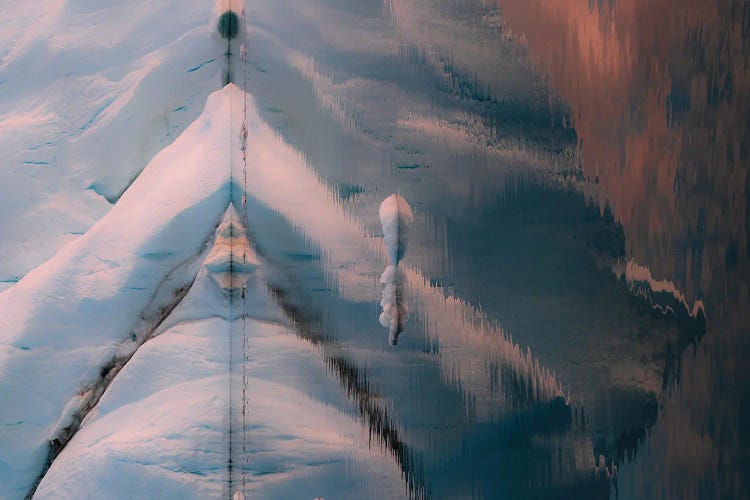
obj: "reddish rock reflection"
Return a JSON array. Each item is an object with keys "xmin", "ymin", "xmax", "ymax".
[
  {"xmin": 497, "ymin": 0, "xmax": 750, "ymax": 497},
  {"xmin": 499, "ymin": 0, "xmax": 749, "ymax": 308}
]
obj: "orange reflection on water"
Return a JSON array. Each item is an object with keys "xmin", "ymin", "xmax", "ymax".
[
  {"xmin": 498, "ymin": 1, "xmax": 750, "ymax": 497},
  {"xmin": 499, "ymin": 0, "xmax": 749, "ymax": 309}
]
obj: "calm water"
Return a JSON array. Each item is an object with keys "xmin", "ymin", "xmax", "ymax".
[{"xmin": 234, "ymin": 1, "xmax": 750, "ymax": 498}]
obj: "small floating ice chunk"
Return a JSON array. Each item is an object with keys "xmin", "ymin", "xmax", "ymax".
[
  {"xmin": 379, "ymin": 194, "xmax": 413, "ymax": 266},
  {"xmin": 378, "ymin": 194, "xmax": 413, "ymax": 345}
]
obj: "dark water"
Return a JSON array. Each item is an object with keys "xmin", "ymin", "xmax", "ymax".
[{"xmin": 237, "ymin": 0, "xmax": 750, "ymax": 498}]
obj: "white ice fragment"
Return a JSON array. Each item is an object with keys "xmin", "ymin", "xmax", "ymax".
[
  {"xmin": 378, "ymin": 194, "xmax": 414, "ymax": 266},
  {"xmin": 378, "ymin": 195, "xmax": 413, "ymax": 344},
  {"xmin": 378, "ymin": 195, "xmax": 413, "ymax": 345}
]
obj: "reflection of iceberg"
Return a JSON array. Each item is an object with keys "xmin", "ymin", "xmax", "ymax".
[
  {"xmin": 379, "ymin": 265, "xmax": 407, "ymax": 345},
  {"xmin": 238, "ymin": 96, "xmax": 588, "ymax": 489},
  {"xmin": 379, "ymin": 194, "xmax": 413, "ymax": 345},
  {"xmin": 238, "ymin": 83, "xmax": 564, "ymax": 412}
]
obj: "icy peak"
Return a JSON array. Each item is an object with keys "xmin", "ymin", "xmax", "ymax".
[
  {"xmin": 204, "ymin": 204, "xmax": 257, "ymax": 295},
  {"xmin": 222, "ymin": 82, "xmax": 242, "ymax": 94},
  {"xmin": 212, "ymin": 0, "xmax": 244, "ymax": 17}
]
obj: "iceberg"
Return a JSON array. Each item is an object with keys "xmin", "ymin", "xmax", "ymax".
[
  {"xmin": 0, "ymin": 85, "xmax": 239, "ymax": 498},
  {"xmin": 33, "ymin": 202, "xmax": 406, "ymax": 499},
  {"xmin": 0, "ymin": 0, "xmax": 223, "ymax": 291}
]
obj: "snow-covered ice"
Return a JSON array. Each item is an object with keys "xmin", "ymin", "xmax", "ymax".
[
  {"xmin": 0, "ymin": 81, "xmax": 421, "ymax": 498},
  {"xmin": 33, "ymin": 204, "xmax": 406, "ymax": 499},
  {"xmin": 379, "ymin": 194, "xmax": 414, "ymax": 267},
  {"xmin": 0, "ymin": 0, "xmax": 223, "ymax": 291},
  {"xmin": 378, "ymin": 194, "xmax": 414, "ymax": 345},
  {"xmin": 0, "ymin": 84, "xmax": 237, "ymax": 498}
]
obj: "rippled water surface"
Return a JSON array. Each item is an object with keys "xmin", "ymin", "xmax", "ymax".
[{"xmin": 229, "ymin": 1, "xmax": 750, "ymax": 498}]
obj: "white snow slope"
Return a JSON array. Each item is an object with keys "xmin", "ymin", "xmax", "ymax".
[
  {"xmin": 0, "ymin": 79, "xmax": 420, "ymax": 498},
  {"xmin": 33, "ymin": 206, "xmax": 405, "ymax": 499},
  {"xmin": 0, "ymin": 85, "xmax": 235, "ymax": 498},
  {"xmin": 1, "ymin": 74, "xmax": 572, "ymax": 498},
  {"xmin": 0, "ymin": 0, "xmax": 222, "ymax": 291}
]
